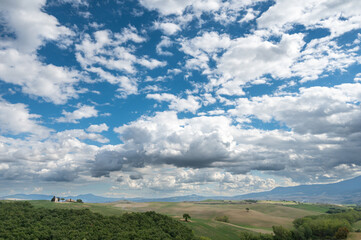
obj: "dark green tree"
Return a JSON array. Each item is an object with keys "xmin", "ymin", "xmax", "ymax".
[
  {"xmin": 183, "ymin": 213, "xmax": 191, "ymax": 222},
  {"xmin": 334, "ymin": 227, "xmax": 349, "ymax": 239},
  {"xmin": 273, "ymin": 226, "xmax": 292, "ymax": 240}
]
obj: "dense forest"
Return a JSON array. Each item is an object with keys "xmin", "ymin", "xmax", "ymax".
[
  {"xmin": 0, "ymin": 201, "xmax": 198, "ymax": 240},
  {"xmin": 240, "ymin": 208, "xmax": 361, "ymax": 240}
]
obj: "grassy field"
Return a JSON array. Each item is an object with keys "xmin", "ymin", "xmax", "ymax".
[
  {"xmin": 29, "ymin": 200, "xmax": 359, "ymax": 239},
  {"xmin": 30, "ymin": 200, "xmax": 334, "ymax": 239},
  {"xmin": 353, "ymin": 220, "xmax": 361, "ymax": 230},
  {"xmin": 348, "ymin": 232, "xmax": 361, "ymax": 240}
]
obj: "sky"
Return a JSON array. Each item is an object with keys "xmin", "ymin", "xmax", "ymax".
[{"xmin": 0, "ymin": 0, "xmax": 361, "ymax": 198}]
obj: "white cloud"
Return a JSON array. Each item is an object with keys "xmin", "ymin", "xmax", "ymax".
[
  {"xmin": 181, "ymin": 31, "xmax": 231, "ymax": 56},
  {"xmin": 215, "ymin": 33, "xmax": 304, "ymax": 89},
  {"xmin": 147, "ymin": 93, "xmax": 201, "ymax": 113},
  {"xmin": 87, "ymin": 123, "xmax": 109, "ymax": 133},
  {"xmin": 0, "ymin": 1, "xmax": 83, "ymax": 104},
  {"xmin": 155, "ymin": 22, "xmax": 181, "ymax": 35},
  {"xmin": 355, "ymin": 73, "xmax": 361, "ymax": 82},
  {"xmin": 138, "ymin": 57, "xmax": 167, "ymax": 69},
  {"xmin": 139, "ymin": 0, "xmax": 257, "ymax": 19},
  {"xmin": 257, "ymin": 0, "xmax": 361, "ymax": 37},
  {"xmin": 182, "ymin": 29, "xmax": 359, "ymax": 94},
  {"xmin": 229, "ymin": 83, "xmax": 361, "ymax": 136},
  {"xmin": 139, "ymin": 0, "xmax": 194, "ymax": 15},
  {"xmin": 56, "ymin": 129, "xmax": 109, "ymax": 143},
  {"xmin": 0, "ymin": 163, "xmax": 9, "ymax": 170},
  {"xmin": 291, "ymin": 38, "xmax": 361, "ymax": 82},
  {"xmin": 92, "ymin": 84, "xmax": 361, "ymax": 183},
  {"xmin": 32, "ymin": 187, "xmax": 43, "ymax": 193},
  {"xmin": 0, "ymin": 0, "xmax": 72, "ymax": 53},
  {"xmin": 54, "ymin": 0, "xmax": 89, "ymax": 7},
  {"xmin": 75, "ymin": 27, "xmax": 166, "ymax": 97},
  {"xmin": 0, "ymin": 49, "xmax": 82, "ymax": 104},
  {"xmin": 0, "ymin": 130, "xmax": 101, "ymax": 182},
  {"xmin": 116, "ymin": 168, "xmax": 278, "ymax": 193},
  {"xmin": 239, "ymin": 9, "xmax": 259, "ymax": 23},
  {"xmin": 57, "ymin": 105, "xmax": 98, "ymax": 123},
  {"xmin": 95, "ymin": 111, "xmax": 282, "ymax": 177},
  {"xmin": 0, "ymin": 99, "xmax": 51, "ymax": 137},
  {"xmin": 139, "ymin": 0, "xmax": 267, "ymax": 27},
  {"xmin": 180, "ymin": 31, "xmax": 311, "ymax": 94},
  {"xmin": 156, "ymin": 36, "xmax": 173, "ymax": 56},
  {"xmin": 180, "ymin": 31, "xmax": 231, "ymax": 73}
]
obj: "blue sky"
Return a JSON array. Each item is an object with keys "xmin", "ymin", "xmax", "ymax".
[{"xmin": 1, "ymin": 0, "xmax": 361, "ymax": 198}]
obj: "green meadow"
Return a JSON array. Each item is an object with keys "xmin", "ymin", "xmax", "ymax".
[{"xmin": 28, "ymin": 199, "xmax": 358, "ymax": 240}]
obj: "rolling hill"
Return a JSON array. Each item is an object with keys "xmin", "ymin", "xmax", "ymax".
[{"xmin": 234, "ymin": 175, "xmax": 361, "ymax": 204}]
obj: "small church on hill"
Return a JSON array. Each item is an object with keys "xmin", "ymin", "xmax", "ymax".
[{"xmin": 51, "ymin": 196, "xmax": 60, "ymax": 202}]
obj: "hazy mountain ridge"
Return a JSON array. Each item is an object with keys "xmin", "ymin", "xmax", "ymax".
[
  {"xmin": 233, "ymin": 175, "xmax": 361, "ymax": 204},
  {"xmin": 2, "ymin": 176, "xmax": 361, "ymax": 204}
]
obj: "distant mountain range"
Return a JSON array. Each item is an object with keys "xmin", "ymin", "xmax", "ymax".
[
  {"xmin": 2, "ymin": 175, "xmax": 361, "ymax": 204},
  {"xmin": 233, "ymin": 175, "xmax": 361, "ymax": 204}
]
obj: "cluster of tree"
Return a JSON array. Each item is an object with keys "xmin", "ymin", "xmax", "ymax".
[
  {"xmin": 215, "ymin": 215, "xmax": 229, "ymax": 223},
  {"xmin": 0, "ymin": 201, "xmax": 199, "ymax": 240},
  {"xmin": 326, "ymin": 207, "xmax": 346, "ymax": 214},
  {"xmin": 240, "ymin": 209, "xmax": 361, "ymax": 240},
  {"xmin": 244, "ymin": 200, "xmax": 258, "ymax": 204}
]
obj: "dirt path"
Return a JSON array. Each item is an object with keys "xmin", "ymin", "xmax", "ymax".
[{"xmin": 217, "ymin": 221, "xmax": 273, "ymax": 234}]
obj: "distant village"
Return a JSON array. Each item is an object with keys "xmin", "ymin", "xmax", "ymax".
[{"xmin": 51, "ymin": 196, "xmax": 83, "ymax": 203}]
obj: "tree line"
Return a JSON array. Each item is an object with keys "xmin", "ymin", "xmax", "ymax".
[
  {"xmin": 240, "ymin": 208, "xmax": 361, "ymax": 240},
  {"xmin": 0, "ymin": 201, "xmax": 199, "ymax": 240}
]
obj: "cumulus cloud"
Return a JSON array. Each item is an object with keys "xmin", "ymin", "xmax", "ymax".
[
  {"xmin": 87, "ymin": 123, "xmax": 109, "ymax": 133},
  {"xmin": 147, "ymin": 93, "xmax": 201, "ymax": 113},
  {"xmin": 175, "ymin": 1, "xmax": 361, "ymax": 96},
  {"xmin": 0, "ymin": 99, "xmax": 51, "ymax": 137},
  {"xmin": 180, "ymin": 31, "xmax": 315, "ymax": 94},
  {"xmin": 139, "ymin": 0, "xmax": 197, "ymax": 15},
  {"xmin": 56, "ymin": 129, "xmax": 109, "ymax": 143},
  {"xmin": 182, "ymin": 29, "xmax": 360, "ymax": 95},
  {"xmin": 0, "ymin": 129, "xmax": 100, "ymax": 182},
  {"xmin": 355, "ymin": 73, "xmax": 361, "ymax": 82},
  {"xmin": 257, "ymin": 0, "xmax": 361, "ymax": 37},
  {"xmin": 180, "ymin": 31, "xmax": 231, "ymax": 72},
  {"xmin": 56, "ymin": 105, "xmax": 98, "ymax": 123},
  {"xmin": 216, "ymin": 33, "xmax": 304, "ymax": 89},
  {"xmin": 0, "ymin": 163, "xmax": 10, "ymax": 171},
  {"xmin": 75, "ymin": 27, "xmax": 166, "ymax": 97},
  {"xmin": 139, "ymin": 0, "xmax": 262, "ymax": 20},
  {"xmin": 92, "ymin": 111, "xmax": 285, "ymax": 177},
  {"xmin": 156, "ymin": 36, "xmax": 173, "ymax": 56},
  {"xmin": 0, "ymin": 1, "xmax": 83, "ymax": 104},
  {"xmin": 41, "ymin": 168, "xmax": 80, "ymax": 182},
  {"xmin": 155, "ymin": 22, "xmax": 181, "ymax": 35},
  {"xmin": 291, "ymin": 38, "xmax": 361, "ymax": 82},
  {"xmin": 0, "ymin": 0, "xmax": 72, "ymax": 53},
  {"xmin": 91, "ymin": 81, "xmax": 361, "ymax": 183},
  {"xmin": 229, "ymin": 83, "xmax": 361, "ymax": 136},
  {"xmin": 0, "ymin": 49, "xmax": 83, "ymax": 104},
  {"xmin": 55, "ymin": 0, "xmax": 88, "ymax": 7}
]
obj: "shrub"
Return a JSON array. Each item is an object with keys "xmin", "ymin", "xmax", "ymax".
[{"xmin": 215, "ymin": 215, "xmax": 229, "ymax": 222}]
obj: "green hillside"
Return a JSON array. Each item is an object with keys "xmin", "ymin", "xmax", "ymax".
[
  {"xmin": 0, "ymin": 201, "xmax": 197, "ymax": 240},
  {"xmin": 2, "ymin": 199, "xmax": 358, "ymax": 240},
  {"xmin": 28, "ymin": 200, "xmax": 331, "ymax": 239}
]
